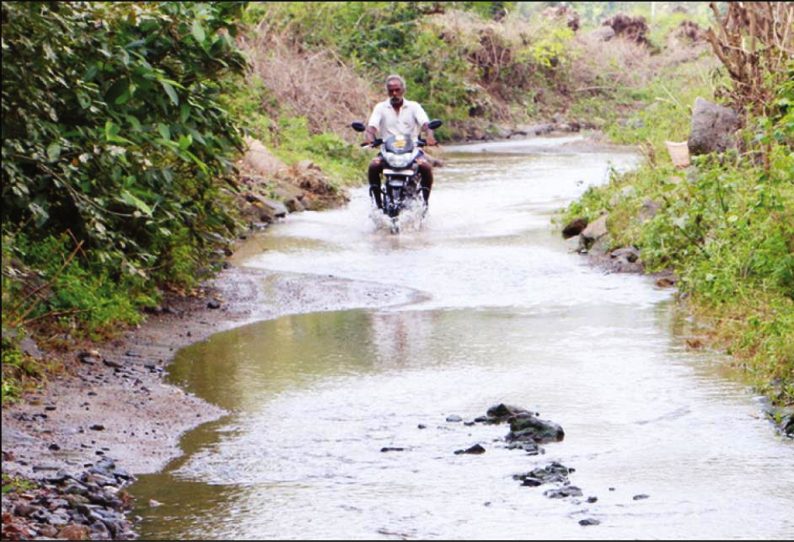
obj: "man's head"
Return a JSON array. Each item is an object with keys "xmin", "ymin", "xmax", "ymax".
[{"xmin": 385, "ymin": 74, "xmax": 406, "ymax": 106}]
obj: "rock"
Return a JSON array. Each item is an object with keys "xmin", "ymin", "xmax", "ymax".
[
  {"xmin": 587, "ymin": 496, "xmax": 598, "ymax": 503},
  {"xmin": 14, "ymin": 503, "xmax": 37, "ymax": 517},
  {"xmin": 655, "ymin": 276, "xmax": 676, "ymax": 288},
  {"xmin": 380, "ymin": 447, "xmax": 405, "ymax": 453},
  {"xmin": 633, "ymin": 494, "xmax": 650, "ymax": 500},
  {"xmin": 544, "ymin": 486, "xmax": 583, "ymax": 499},
  {"xmin": 783, "ymin": 414, "xmax": 794, "ymax": 437},
  {"xmin": 506, "ymin": 441, "xmax": 540, "ymax": 455},
  {"xmin": 78, "ymin": 351, "xmax": 102, "ymax": 365},
  {"xmin": 207, "ymin": 300, "xmax": 221, "ymax": 309},
  {"xmin": 581, "ymin": 214, "xmax": 608, "ymax": 242},
  {"xmin": 610, "ymin": 247, "xmax": 640, "ymax": 263},
  {"xmin": 688, "ymin": 97, "xmax": 740, "ymax": 156},
  {"xmin": 579, "ymin": 214, "xmax": 609, "ymax": 251},
  {"xmin": 514, "ymin": 462, "xmax": 573, "ymax": 486},
  {"xmin": 262, "ymin": 199, "xmax": 288, "ymax": 219},
  {"xmin": 562, "ymin": 218, "xmax": 588, "ymax": 239},
  {"xmin": 455, "ymin": 444, "xmax": 486, "ymax": 455},
  {"xmin": 512, "ymin": 123, "xmax": 555, "ymax": 137},
  {"xmin": 89, "ymin": 424, "xmax": 105, "ymax": 431},
  {"xmin": 446, "ymin": 414, "xmax": 463, "ymax": 423},
  {"xmin": 486, "ymin": 403, "xmax": 532, "ymax": 421},
  {"xmin": 506, "ymin": 415, "xmax": 565, "ymax": 443},
  {"xmin": 103, "ymin": 359, "xmax": 123, "ymax": 369},
  {"xmin": 243, "ymin": 137, "xmax": 287, "ymax": 177},
  {"xmin": 57, "ymin": 524, "xmax": 90, "ymax": 540},
  {"xmin": 579, "ymin": 518, "xmax": 601, "ymax": 526},
  {"xmin": 552, "ymin": 113, "xmax": 567, "ymax": 124},
  {"xmin": 19, "ymin": 337, "xmax": 43, "ymax": 358}
]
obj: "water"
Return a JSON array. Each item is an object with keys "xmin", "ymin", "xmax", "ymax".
[{"xmin": 133, "ymin": 136, "xmax": 793, "ymax": 540}]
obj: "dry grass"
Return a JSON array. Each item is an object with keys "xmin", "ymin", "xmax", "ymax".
[{"xmin": 240, "ymin": 22, "xmax": 376, "ymax": 141}]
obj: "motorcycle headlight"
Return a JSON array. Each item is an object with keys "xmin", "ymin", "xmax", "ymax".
[{"xmin": 385, "ymin": 152, "xmax": 411, "ymax": 169}]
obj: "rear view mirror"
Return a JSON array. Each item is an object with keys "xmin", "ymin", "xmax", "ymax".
[
  {"xmin": 428, "ymin": 119, "xmax": 442, "ymax": 130},
  {"xmin": 351, "ymin": 121, "xmax": 366, "ymax": 132}
]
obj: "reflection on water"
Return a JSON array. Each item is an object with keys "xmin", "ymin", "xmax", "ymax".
[{"xmin": 133, "ymin": 138, "xmax": 793, "ymax": 540}]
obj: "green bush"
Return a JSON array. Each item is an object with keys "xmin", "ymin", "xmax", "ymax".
[{"xmin": 2, "ymin": 2, "xmax": 248, "ymax": 291}]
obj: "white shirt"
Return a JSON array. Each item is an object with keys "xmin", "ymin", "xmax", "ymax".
[{"xmin": 367, "ymin": 99, "xmax": 430, "ymax": 139}]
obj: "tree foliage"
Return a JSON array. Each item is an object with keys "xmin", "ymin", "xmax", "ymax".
[{"xmin": 2, "ymin": 2, "xmax": 248, "ymax": 289}]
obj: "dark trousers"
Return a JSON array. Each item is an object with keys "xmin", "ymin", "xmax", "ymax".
[{"xmin": 368, "ymin": 157, "xmax": 433, "ymax": 208}]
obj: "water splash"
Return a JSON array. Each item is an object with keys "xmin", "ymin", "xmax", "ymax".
[{"xmin": 368, "ymin": 198, "xmax": 428, "ymax": 234}]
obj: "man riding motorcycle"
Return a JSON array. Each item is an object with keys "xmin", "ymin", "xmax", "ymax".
[{"xmin": 366, "ymin": 74, "xmax": 437, "ymax": 210}]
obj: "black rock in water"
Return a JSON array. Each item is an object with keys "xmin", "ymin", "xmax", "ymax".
[
  {"xmin": 562, "ymin": 217, "xmax": 588, "ymax": 239},
  {"xmin": 506, "ymin": 415, "xmax": 564, "ymax": 443},
  {"xmin": 454, "ymin": 444, "xmax": 486, "ymax": 455},
  {"xmin": 544, "ymin": 486, "xmax": 583, "ymax": 499}
]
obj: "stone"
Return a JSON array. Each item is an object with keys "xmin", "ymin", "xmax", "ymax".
[
  {"xmin": 243, "ymin": 137, "xmax": 287, "ymax": 177},
  {"xmin": 56, "ymin": 524, "xmax": 90, "ymax": 540},
  {"xmin": 688, "ymin": 97, "xmax": 740, "ymax": 156},
  {"xmin": 610, "ymin": 247, "xmax": 640, "ymax": 263},
  {"xmin": 514, "ymin": 462, "xmax": 573, "ymax": 486},
  {"xmin": 579, "ymin": 518, "xmax": 601, "ymax": 526},
  {"xmin": 507, "ymin": 415, "xmax": 565, "ymax": 443},
  {"xmin": 455, "ymin": 444, "xmax": 486, "ymax": 455},
  {"xmin": 562, "ymin": 218, "xmax": 588, "ymax": 239},
  {"xmin": 633, "ymin": 493, "xmax": 650, "ymax": 500},
  {"xmin": 544, "ymin": 486, "xmax": 583, "ymax": 499},
  {"xmin": 207, "ymin": 300, "xmax": 221, "ymax": 310},
  {"xmin": 581, "ymin": 214, "xmax": 608, "ymax": 243},
  {"xmin": 445, "ymin": 414, "xmax": 463, "ymax": 423},
  {"xmin": 486, "ymin": 403, "xmax": 532, "ymax": 421},
  {"xmin": 512, "ymin": 123, "xmax": 555, "ymax": 137}
]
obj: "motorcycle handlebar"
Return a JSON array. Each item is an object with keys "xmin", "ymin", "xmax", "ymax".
[
  {"xmin": 361, "ymin": 138, "xmax": 383, "ymax": 148},
  {"xmin": 361, "ymin": 138, "xmax": 437, "ymax": 149}
]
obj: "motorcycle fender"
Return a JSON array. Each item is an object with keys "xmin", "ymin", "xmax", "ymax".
[{"xmin": 383, "ymin": 169, "xmax": 414, "ymax": 175}]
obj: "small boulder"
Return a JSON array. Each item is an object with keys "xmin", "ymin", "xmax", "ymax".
[
  {"xmin": 688, "ymin": 97, "xmax": 740, "ymax": 156},
  {"xmin": 507, "ymin": 415, "xmax": 565, "ymax": 443},
  {"xmin": 562, "ymin": 218, "xmax": 588, "ymax": 239},
  {"xmin": 455, "ymin": 444, "xmax": 486, "ymax": 455},
  {"xmin": 486, "ymin": 403, "xmax": 532, "ymax": 420}
]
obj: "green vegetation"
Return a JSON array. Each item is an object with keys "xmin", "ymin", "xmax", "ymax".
[
  {"xmin": 563, "ymin": 53, "xmax": 794, "ymax": 403},
  {"xmin": 2, "ymin": 2, "xmax": 249, "ymax": 394}
]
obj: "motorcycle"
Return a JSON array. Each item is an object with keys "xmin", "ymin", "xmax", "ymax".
[{"xmin": 352, "ymin": 119, "xmax": 442, "ymax": 233}]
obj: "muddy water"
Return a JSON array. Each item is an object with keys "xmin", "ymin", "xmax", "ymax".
[{"xmin": 133, "ymin": 136, "xmax": 793, "ymax": 539}]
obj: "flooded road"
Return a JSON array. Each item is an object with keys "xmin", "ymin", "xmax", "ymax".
[{"xmin": 133, "ymin": 136, "xmax": 793, "ymax": 539}]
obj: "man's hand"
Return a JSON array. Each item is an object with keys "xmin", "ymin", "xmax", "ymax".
[
  {"xmin": 365, "ymin": 125, "xmax": 378, "ymax": 146},
  {"xmin": 426, "ymin": 132, "xmax": 437, "ymax": 146}
]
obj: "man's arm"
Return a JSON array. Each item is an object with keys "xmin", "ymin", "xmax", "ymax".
[
  {"xmin": 365, "ymin": 125, "xmax": 378, "ymax": 145},
  {"xmin": 421, "ymin": 122, "xmax": 437, "ymax": 146}
]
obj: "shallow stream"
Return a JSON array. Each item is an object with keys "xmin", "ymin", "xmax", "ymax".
[{"xmin": 132, "ymin": 136, "xmax": 793, "ymax": 539}]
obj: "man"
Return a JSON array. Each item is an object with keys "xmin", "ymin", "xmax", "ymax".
[{"xmin": 366, "ymin": 74, "xmax": 437, "ymax": 210}]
